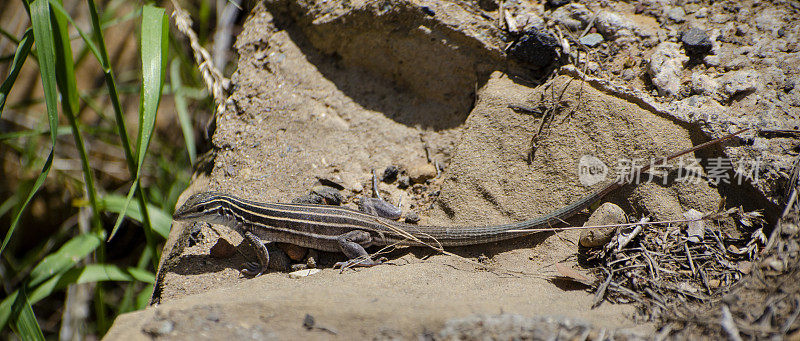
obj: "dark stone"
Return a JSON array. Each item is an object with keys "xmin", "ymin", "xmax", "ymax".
[
  {"xmin": 420, "ymin": 6, "xmax": 435, "ymax": 16},
  {"xmin": 681, "ymin": 28, "xmax": 712, "ymax": 55},
  {"xmin": 506, "ymin": 28, "xmax": 560, "ymax": 70},
  {"xmin": 316, "ymin": 177, "xmax": 345, "ymax": 190},
  {"xmin": 477, "ymin": 0, "xmax": 498, "ymax": 11},
  {"xmin": 311, "ymin": 185, "xmax": 343, "ymax": 205},
  {"xmin": 404, "ymin": 212, "xmax": 420, "ymax": 224},
  {"xmin": 382, "ymin": 165, "xmax": 399, "ymax": 182},
  {"xmin": 546, "ymin": 0, "xmax": 572, "ymax": 8}
]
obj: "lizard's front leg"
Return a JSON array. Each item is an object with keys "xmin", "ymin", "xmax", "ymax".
[
  {"xmin": 240, "ymin": 231, "xmax": 290, "ymax": 276},
  {"xmin": 334, "ymin": 230, "xmax": 386, "ymax": 269}
]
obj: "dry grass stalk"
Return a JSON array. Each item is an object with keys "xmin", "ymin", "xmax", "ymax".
[{"xmin": 170, "ymin": 0, "xmax": 230, "ymax": 115}]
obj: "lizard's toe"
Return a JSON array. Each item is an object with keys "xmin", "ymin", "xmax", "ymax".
[{"xmin": 240, "ymin": 261, "xmax": 265, "ymax": 277}]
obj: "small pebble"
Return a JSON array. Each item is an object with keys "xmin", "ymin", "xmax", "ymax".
[
  {"xmin": 579, "ymin": 202, "xmax": 626, "ymax": 248},
  {"xmin": 621, "ymin": 69, "xmax": 636, "ymax": 81},
  {"xmin": 278, "ymin": 243, "xmax": 308, "ymax": 261},
  {"xmin": 404, "ymin": 212, "xmax": 421, "ymax": 224},
  {"xmin": 288, "ymin": 268, "xmax": 321, "ymax": 278},
  {"xmin": 316, "ymin": 177, "xmax": 345, "ymax": 190},
  {"xmin": 303, "ymin": 314, "xmax": 316, "ymax": 329},
  {"xmin": 579, "ymin": 33, "xmax": 604, "ymax": 47},
  {"xmin": 691, "ymin": 73, "xmax": 718, "ymax": 95},
  {"xmin": 397, "ymin": 175, "xmax": 411, "ymax": 189},
  {"xmin": 382, "ymin": 165, "xmax": 400, "ymax": 183},
  {"xmin": 408, "ymin": 160, "xmax": 437, "ymax": 183},
  {"xmin": 681, "ymin": 28, "xmax": 712, "ymax": 55},
  {"xmin": 206, "ymin": 312, "xmax": 220, "ymax": 322},
  {"xmin": 224, "ymin": 165, "xmax": 237, "ymax": 177}
]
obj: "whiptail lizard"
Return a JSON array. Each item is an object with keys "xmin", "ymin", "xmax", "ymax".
[{"xmin": 173, "ymin": 129, "xmax": 747, "ymax": 275}]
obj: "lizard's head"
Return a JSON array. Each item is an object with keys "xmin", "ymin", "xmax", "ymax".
[{"xmin": 173, "ymin": 191, "xmax": 233, "ymax": 225}]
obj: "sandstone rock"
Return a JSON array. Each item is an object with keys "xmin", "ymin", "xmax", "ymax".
[{"xmin": 648, "ymin": 42, "xmax": 689, "ymax": 96}]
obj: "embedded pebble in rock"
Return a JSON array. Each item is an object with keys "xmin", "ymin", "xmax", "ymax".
[
  {"xmin": 704, "ymin": 54, "xmax": 721, "ymax": 67},
  {"xmin": 721, "ymin": 70, "xmax": 760, "ymax": 99},
  {"xmin": 595, "ymin": 11, "xmax": 637, "ymax": 39},
  {"xmin": 514, "ymin": 10, "xmax": 546, "ymax": 31},
  {"xmin": 691, "ymin": 73, "xmax": 718, "ymax": 95},
  {"xmin": 681, "ymin": 28, "xmax": 712, "ymax": 55},
  {"xmin": 579, "ymin": 33, "xmax": 604, "ymax": 47},
  {"xmin": 648, "ymin": 41, "xmax": 689, "ymax": 96},
  {"xmin": 551, "ymin": 3, "xmax": 593, "ymax": 32},
  {"xmin": 586, "ymin": 61, "xmax": 600, "ymax": 74},
  {"xmin": 407, "ymin": 160, "xmax": 437, "ymax": 183},
  {"xmin": 142, "ymin": 319, "xmax": 174, "ymax": 336},
  {"xmin": 665, "ymin": 6, "xmax": 686, "ymax": 23},
  {"xmin": 622, "ymin": 69, "xmax": 636, "ymax": 81},
  {"xmin": 579, "ymin": 202, "xmax": 626, "ymax": 248}
]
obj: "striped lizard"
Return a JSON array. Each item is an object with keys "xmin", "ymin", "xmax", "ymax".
[{"xmin": 173, "ymin": 129, "xmax": 746, "ymax": 275}]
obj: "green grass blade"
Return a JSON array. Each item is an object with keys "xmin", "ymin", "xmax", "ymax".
[
  {"xmin": 135, "ymin": 284, "xmax": 154, "ymax": 309},
  {"xmin": 88, "ymin": 1, "xmax": 157, "ymax": 261},
  {"xmin": 28, "ymin": 232, "xmax": 103, "ymax": 287},
  {"xmin": 0, "ymin": 265, "xmax": 155, "ymax": 330},
  {"xmin": 0, "ymin": 0, "xmax": 60, "ymax": 258},
  {"xmin": 108, "ymin": 5, "xmax": 167, "ymax": 246},
  {"xmin": 101, "ymin": 194, "xmax": 171, "ymax": 239},
  {"xmin": 46, "ymin": 0, "xmax": 103, "ymax": 63},
  {"xmin": 51, "ymin": 0, "xmax": 102, "ymax": 229},
  {"xmin": 137, "ymin": 5, "xmax": 168, "ymax": 167},
  {"xmin": 0, "ymin": 28, "xmax": 33, "ymax": 116},
  {"xmin": 170, "ymin": 59, "xmax": 196, "ymax": 164},
  {"xmin": 9, "ymin": 287, "xmax": 44, "ymax": 341}
]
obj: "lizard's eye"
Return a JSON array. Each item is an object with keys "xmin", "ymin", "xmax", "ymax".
[{"xmin": 195, "ymin": 205, "xmax": 206, "ymax": 213}]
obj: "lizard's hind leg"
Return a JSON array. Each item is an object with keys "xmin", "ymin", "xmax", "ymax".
[
  {"xmin": 358, "ymin": 169, "xmax": 402, "ymax": 219},
  {"xmin": 334, "ymin": 230, "xmax": 386, "ymax": 269}
]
